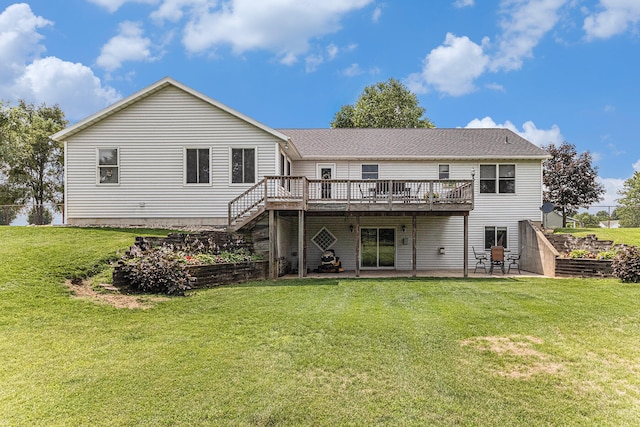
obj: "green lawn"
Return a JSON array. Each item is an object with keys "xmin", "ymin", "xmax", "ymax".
[
  {"xmin": 554, "ymin": 227, "xmax": 640, "ymax": 246},
  {"xmin": 1, "ymin": 227, "xmax": 640, "ymax": 426}
]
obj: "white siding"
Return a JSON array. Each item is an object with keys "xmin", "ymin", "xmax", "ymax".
[
  {"xmin": 290, "ymin": 158, "xmax": 543, "ymax": 269},
  {"xmin": 64, "ymin": 86, "xmax": 281, "ymax": 225},
  {"xmin": 298, "ymin": 216, "xmax": 466, "ymax": 272}
]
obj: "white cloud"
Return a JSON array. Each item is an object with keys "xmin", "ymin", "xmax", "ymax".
[
  {"xmin": 150, "ymin": 0, "xmax": 208, "ymax": 23},
  {"xmin": 633, "ymin": 159, "xmax": 640, "ymax": 171},
  {"xmin": 180, "ymin": 0, "xmax": 372, "ymax": 63},
  {"xmin": 465, "ymin": 116, "xmax": 564, "ymax": 146},
  {"xmin": 326, "ymin": 43, "xmax": 339, "ymax": 60},
  {"xmin": 453, "ymin": 0, "xmax": 475, "ymax": 8},
  {"xmin": 598, "ymin": 176, "xmax": 625, "ymax": 207},
  {"xmin": 490, "ymin": 0, "xmax": 568, "ymax": 72},
  {"xmin": 88, "ymin": 0, "xmax": 159, "ymax": 13},
  {"xmin": 0, "ymin": 4, "xmax": 119, "ymax": 120},
  {"xmin": 97, "ymin": 21, "xmax": 155, "ymax": 71},
  {"xmin": 372, "ymin": 6, "xmax": 382, "ymax": 22},
  {"xmin": 0, "ymin": 3, "xmax": 52, "ymax": 81},
  {"xmin": 407, "ymin": 33, "xmax": 489, "ymax": 96},
  {"xmin": 584, "ymin": 0, "xmax": 640, "ymax": 39},
  {"xmin": 15, "ymin": 57, "xmax": 120, "ymax": 119},
  {"xmin": 342, "ymin": 63, "xmax": 363, "ymax": 77},
  {"xmin": 305, "ymin": 54, "xmax": 324, "ymax": 73}
]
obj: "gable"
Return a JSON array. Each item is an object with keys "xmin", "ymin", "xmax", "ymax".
[{"xmin": 52, "ymin": 77, "xmax": 290, "ymax": 146}]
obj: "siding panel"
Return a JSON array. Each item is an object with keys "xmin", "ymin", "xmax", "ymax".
[{"xmin": 65, "ymin": 86, "xmax": 281, "ymax": 224}]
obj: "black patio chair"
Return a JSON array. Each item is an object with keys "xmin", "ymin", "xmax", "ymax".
[
  {"xmin": 507, "ymin": 253, "xmax": 521, "ymax": 274},
  {"xmin": 472, "ymin": 246, "xmax": 487, "ymax": 273}
]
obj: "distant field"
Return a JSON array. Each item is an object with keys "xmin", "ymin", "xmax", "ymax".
[
  {"xmin": 1, "ymin": 227, "xmax": 639, "ymax": 426},
  {"xmin": 554, "ymin": 227, "xmax": 640, "ymax": 246}
]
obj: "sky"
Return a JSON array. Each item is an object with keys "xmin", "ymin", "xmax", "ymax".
[{"xmin": 1, "ymin": 0, "xmax": 640, "ymax": 211}]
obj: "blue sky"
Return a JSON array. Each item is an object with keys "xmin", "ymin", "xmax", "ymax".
[{"xmin": 2, "ymin": 0, "xmax": 640, "ymax": 210}]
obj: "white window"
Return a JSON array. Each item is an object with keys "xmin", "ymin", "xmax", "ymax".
[
  {"xmin": 185, "ymin": 148, "xmax": 210, "ymax": 184},
  {"xmin": 439, "ymin": 164, "xmax": 450, "ymax": 180},
  {"xmin": 480, "ymin": 164, "xmax": 515, "ymax": 194},
  {"xmin": 231, "ymin": 148, "xmax": 256, "ymax": 184},
  {"xmin": 362, "ymin": 164, "xmax": 379, "ymax": 180},
  {"xmin": 98, "ymin": 148, "xmax": 119, "ymax": 184}
]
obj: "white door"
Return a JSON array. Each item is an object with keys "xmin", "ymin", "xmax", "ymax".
[{"xmin": 316, "ymin": 163, "xmax": 336, "ymax": 199}]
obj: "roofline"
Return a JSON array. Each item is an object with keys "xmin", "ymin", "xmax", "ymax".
[
  {"xmin": 298, "ymin": 154, "xmax": 552, "ymax": 161},
  {"xmin": 51, "ymin": 77, "xmax": 290, "ymax": 143}
]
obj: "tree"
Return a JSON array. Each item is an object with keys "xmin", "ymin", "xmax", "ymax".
[
  {"xmin": 331, "ymin": 78, "xmax": 434, "ymax": 128},
  {"xmin": 574, "ymin": 212, "xmax": 599, "ymax": 228},
  {"xmin": 616, "ymin": 172, "xmax": 640, "ymax": 227},
  {"xmin": 0, "ymin": 100, "xmax": 67, "ymax": 224},
  {"xmin": 542, "ymin": 141, "xmax": 604, "ymax": 227}
]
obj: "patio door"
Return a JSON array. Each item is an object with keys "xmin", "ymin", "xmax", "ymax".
[
  {"xmin": 316, "ymin": 163, "xmax": 335, "ymax": 199},
  {"xmin": 361, "ymin": 228, "xmax": 395, "ymax": 268}
]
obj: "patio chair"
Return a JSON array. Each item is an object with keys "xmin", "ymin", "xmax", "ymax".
[
  {"xmin": 489, "ymin": 246, "xmax": 505, "ymax": 274},
  {"xmin": 507, "ymin": 253, "xmax": 521, "ymax": 274},
  {"xmin": 472, "ymin": 246, "xmax": 487, "ymax": 273}
]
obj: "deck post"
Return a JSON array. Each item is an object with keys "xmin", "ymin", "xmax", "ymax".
[
  {"xmin": 412, "ymin": 214, "xmax": 417, "ymax": 277},
  {"xmin": 463, "ymin": 213, "xmax": 469, "ymax": 278},
  {"xmin": 298, "ymin": 210, "xmax": 306, "ymax": 278},
  {"xmin": 355, "ymin": 215, "xmax": 361, "ymax": 278},
  {"xmin": 269, "ymin": 209, "xmax": 277, "ymax": 280}
]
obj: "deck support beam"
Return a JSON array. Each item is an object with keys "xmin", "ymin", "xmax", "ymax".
[
  {"xmin": 412, "ymin": 214, "xmax": 417, "ymax": 277},
  {"xmin": 269, "ymin": 210, "xmax": 277, "ymax": 280},
  {"xmin": 298, "ymin": 210, "xmax": 306, "ymax": 278},
  {"xmin": 463, "ymin": 213, "xmax": 469, "ymax": 278},
  {"xmin": 355, "ymin": 215, "xmax": 361, "ymax": 278}
]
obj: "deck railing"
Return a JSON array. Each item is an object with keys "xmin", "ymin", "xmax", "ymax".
[{"xmin": 229, "ymin": 177, "xmax": 474, "ymax": 226}]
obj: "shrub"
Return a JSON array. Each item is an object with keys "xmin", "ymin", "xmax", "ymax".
[
  {"xmin": 120, "ymin": 246, "xmax": 192, "ymax": 295},
  {"xmin": 612, "ymin": 246, "xmax": 640, "ymax": 283},
  {"xmin": 27, "ymin": 206, "xmax": 52, "ymax": 225},
  {"xmin": 596, "ymin": 249, "xmax": 618, "ymax": 260},
  {"xmin": 569, "ymin": 249, "xmax": 592, "ymax": 258}
]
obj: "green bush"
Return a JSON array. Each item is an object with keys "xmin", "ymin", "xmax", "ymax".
[
  {"xmin": 569, "ymin": 249, "xmax": 592, "ymax": 258},
  {"xmin": 612, "ymin": 246, "xmax": 640, "ymax": 283},
  {"xmin": 27, "ymin": 206, "xmax": 53, "ymax": 225},
  {"xmin": 120, "ymin": 246, "xmax": 192, "ymax": 295},
  {"xmin": 596, "ymin": 249, "xmax": 618, "ymax": 260}
]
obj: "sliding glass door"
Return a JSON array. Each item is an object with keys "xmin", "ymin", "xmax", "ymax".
[{"xmin": 361, "ymin": 228, "xmax": 395, "ymax": 268}]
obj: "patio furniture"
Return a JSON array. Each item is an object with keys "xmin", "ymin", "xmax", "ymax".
[
  {"xmin": 489, "ymin": 246, "xmax": 505, "ymax": 274},
  {"xmin": 472, "ymin": 246, "xmax": 487, "ymax": 273},
  {"xmin": 507, "ymin": 253, "xmax": 521, "ymax": 274}
]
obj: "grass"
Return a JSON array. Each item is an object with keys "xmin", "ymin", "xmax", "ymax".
[
  {"xmin": 554, "ymin": 227, "xmax": 640, "ymax": 246},
  {"xmin": 2, "ymin": 227, "xmax": 640, "ymax": 425}
]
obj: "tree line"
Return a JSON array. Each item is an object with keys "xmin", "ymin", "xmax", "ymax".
[{"xmin": 1, "ymin": 79, "xmax": 639, "ymax": 227}]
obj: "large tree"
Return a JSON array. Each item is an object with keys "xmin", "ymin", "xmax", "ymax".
[
  {"xmin": 616, "ymin": 172, "xmax": 640, "ymax": 227},
  {"xmin": 331, "ymin": 78, "xmax": 434, "ymax": 128},
  {"xmin": 0, "ymin": 100, "xmax": 67, "ymax": 224},
  {"xmin": 542, "ymin": 141, "xmax": 604, "ymax": 227}
]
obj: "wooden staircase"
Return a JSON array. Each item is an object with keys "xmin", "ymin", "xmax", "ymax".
[{"xmin": 228, "ymin": 179, "xmax": 267, "ymax": 231}]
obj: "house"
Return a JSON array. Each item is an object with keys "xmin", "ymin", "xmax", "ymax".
[
  {"xmin": 599, "ymin": 220, "xmax": 619, "ymax": 229},
  {"xmin": 52, "ymin": 77, "xmax": 550, "ymax": 278},
  {"xmin": 543, "ymin": 211, "xmax": 580, "ymax": 229}
]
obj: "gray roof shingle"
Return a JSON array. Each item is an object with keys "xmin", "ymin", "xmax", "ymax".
[{"xmin": 277, "ymin": 128, "xmax": 549, "ymax": 160}]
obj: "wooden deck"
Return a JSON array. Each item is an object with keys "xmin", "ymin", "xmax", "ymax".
[{"xmin": 229, "ymin": 177, "xmax": 474, "ymax": 227}]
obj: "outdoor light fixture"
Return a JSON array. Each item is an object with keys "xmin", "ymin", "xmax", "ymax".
[
  {"xmin": 471, "ymin": 167, "xmax": 476, "ymax": 179},
  {"xmin": 439, "ymin": 247, "xmax": 445, "ymax": 255},
  {"xmin": 349, "ymin": 225, "xmax": 354, "ymax": 233},
  {"xmin": 401, "ymin": 225, "xmax": 406, "ymax": 233},
  {"xmin": 284, "ymin": 142, "xmax": 289, "ymax": 149}
]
